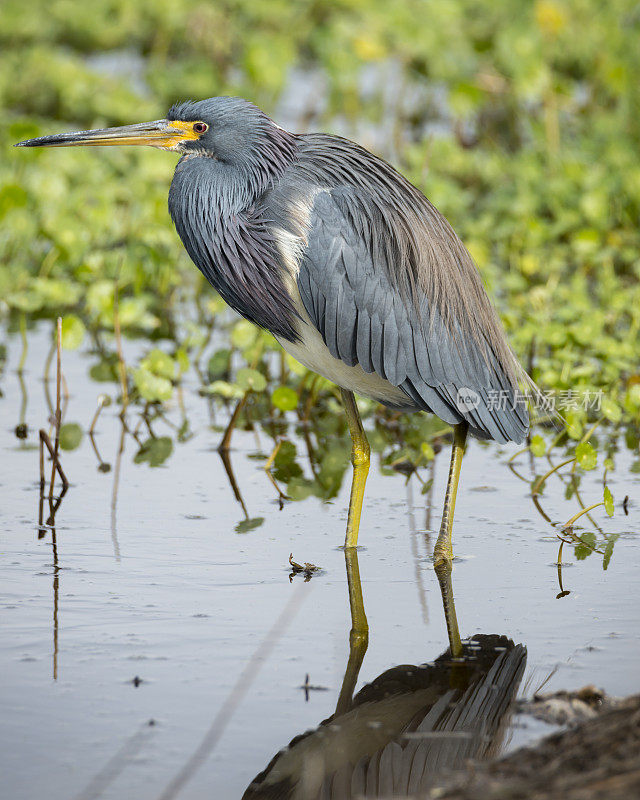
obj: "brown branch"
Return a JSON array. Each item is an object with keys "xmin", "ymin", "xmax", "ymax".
[{"xmin": 39, "ymin": 429, "xmax": 69, "ymax": 492}]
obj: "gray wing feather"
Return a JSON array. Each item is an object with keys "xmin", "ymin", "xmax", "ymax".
[
  {"xmin": 356, "ymin": 311, "xmax": 374, "ymax": 373},
  {"xmin": 297, "ymin": 189, "xmax": 527, "ymax": 443}
]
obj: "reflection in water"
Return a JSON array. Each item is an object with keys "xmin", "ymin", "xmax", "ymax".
[
  {"xmin": 51, "ymin": 530, "xmax": 59, "ymax": 681},
  {"xmin": 110, "ymin": 421, "xmax": 125, "ymax": 562},
  {"xmin": 37, "ymin": 449, "xmax": 67, "ymax": 681},
  {"xmin": 15, "ymin": 368, "xmax": 29, "ymax": 440},
  {"xmin": 556, "ymin": 541, "xmax": 571, "ymax": 599},
  {"xmin": 39, "ymin": 491, "xmax": 64, "ymax": 680},
  {"xmin": 217, "ymin": 446, "xmax": 292, "ymax": 531},
  {"xmin": 405, "ymin": 480, "xmax": 430, "ymax": 627},
  {"xmin": 435, "ymin": 560, "xmax": 463, "ymax": 658},
  {"xmin": 14, "ymin": 314, "xmax": 30, "ymax": 440},
  {"xmin": 219, "ymin": 446, "xmax": 250, "ymax": 520},
  {"xmin": 244, "ymin": 551, "xmax": 526, "ymax": 799}
]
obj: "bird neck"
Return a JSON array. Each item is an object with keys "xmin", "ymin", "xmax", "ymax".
[
  {"xmin": 178, "ymin": 123, "xmax": 297, "ymax": 211},
  {"xmin": 168, "ymin": 137, "xmax": 301, "ymax": 341}
]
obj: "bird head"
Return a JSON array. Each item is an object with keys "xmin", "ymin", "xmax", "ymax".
[{"xmin": 14, "ymin": 96, "xmax": 282, "ymax": 164}]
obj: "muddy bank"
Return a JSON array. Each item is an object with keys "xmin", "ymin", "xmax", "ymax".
[{"xmin": 428, "ymin": 694, "xmax": 640, "ymax": 800}]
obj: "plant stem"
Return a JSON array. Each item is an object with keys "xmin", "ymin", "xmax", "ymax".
[
  {"xmin": 562, "ymin": 502, "xmax": 604, "ymax": 531},
  {"xmin": 532, "ymin": 456, "xmax": 575, "ymax": 496}
]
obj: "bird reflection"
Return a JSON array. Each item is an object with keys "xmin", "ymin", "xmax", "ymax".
[{"xmin": 244, "ymin": 552, "xmax": 526, "ymax": 799}]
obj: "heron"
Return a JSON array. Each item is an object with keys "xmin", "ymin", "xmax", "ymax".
[{"xmin": 16, "ymin": 96, "xmax": 534, "ymax": 564}]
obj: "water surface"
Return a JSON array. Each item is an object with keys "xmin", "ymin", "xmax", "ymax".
[{"xmin": 1, "ymin": 323, "xmax": 638, "ymax": 799}]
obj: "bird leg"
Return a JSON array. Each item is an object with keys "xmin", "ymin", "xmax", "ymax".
[
  {"xmin": 340, "ymin": 388, "xmax": 370, "ymax": 548},
  {"xmin": 335, "ymin": 547, "xmax": 369, "ymax": 715},
  {"xmin": 433, "ymin": 422, "xmax": 468, "ymax": 567}
]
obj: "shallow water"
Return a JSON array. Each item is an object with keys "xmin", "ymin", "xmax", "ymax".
[{"xmin": 1, "ymin": 323, "xmax": 639, "ymax": 799}]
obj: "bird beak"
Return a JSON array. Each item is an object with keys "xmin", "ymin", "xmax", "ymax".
[{"xmin": 14, "ymin": 119, "xmax": 199, "ymax": 150}]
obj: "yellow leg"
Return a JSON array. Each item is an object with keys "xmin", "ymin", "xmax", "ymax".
[
  {"xmin": 433, "ymin": 422, "xmax": 468, "ymax": 567},
  {"xmin": 335, "ymin": 548, "xmax": 369, "ymax": 715},
  {"xmin": 340, "ymin": 389, "xmax": 370, "ymax": 549}
]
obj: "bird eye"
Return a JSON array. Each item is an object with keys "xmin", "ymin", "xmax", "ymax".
[{"xmin": 193, "ymin": 122, "xmax": 208, "ymax": 134}]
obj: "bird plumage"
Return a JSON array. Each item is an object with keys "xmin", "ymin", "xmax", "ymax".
[{"xmin": 167, "ymin": 97, "xmax": 530, "ymax": 443}]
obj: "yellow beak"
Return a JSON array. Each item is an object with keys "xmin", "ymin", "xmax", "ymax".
[{"xmin": 15, "ymin": 119, "xmax": 199, "ymax": 150}]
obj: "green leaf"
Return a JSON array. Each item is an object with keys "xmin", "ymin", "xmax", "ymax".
[
  {"xmin": 61, "ymin": 315, "xmax": 85, "ymax": 350},
  {"xmin": 284, "ymin": 354, "xmax": 307, "ymax": 376},
  {"xmin": 273, "ymin": 439, "xmax": 303, "ymax": 481},
  {"xmin": 575, "ymin": 441, "xmax": 597, "ymax": 470},
  {"xmin": 286, "ymin": 480, "xmax": 315, "ymax": 501},
  {"xmin": 207, "ymin": 349, "xmax": 231, "ymax": 380},
  {"xmin": 271, "ymin": 386, "xmax": 298, "ymax": 411},
  {"xmin": 603, "ymin": 534, "xmax": 619, "ymax": 570},
  {"xmin": 420, "ymin": 478, "xmax": 434, "ymax": 494},
  {"xmin": 604, "ymin": 486, "xmax": 614, "ymax": 516},
  {"xmin": 133, "ymin": 367, "xmax": 173, "ymax": 403},
  {"xmin": 601, "ymin": 397, "xmax": 622, "ymax": 423},
  {"xmin": 574, "ymin": 531, "xmax": 596, "ymax": 560},
  {"xmin": 86, "ymin": 281, "xmax": 114, "ymax": 318},
  {"xmin": 89, "ymin": 357, "xmax": 118, "ymax": 383},
  {"xmin": 0, "ymin": 184, "xmax": 28, "ymax": 220},
  {"xmin": 626, "ymin": 384, "xmax": 640, "ymax": 412},
  {"xmin": 141, "ymin": 349, "xmax": 176, "ymax": 380},
  {"xmin": 6, "ymin": 291, "xmax": 44, "ymax": 313},
  {"xmin": 231, "ymin": 320, "xmax": 257, "ymax": 348},
  {"xmin": 236, "ymin": 367, "xmax": 266, "ymax": 393},
  {"xmin": 34, "ymin": 279, "xmax": 81, "ymax": 308},
  {"xmin": 202, "ymin": 380, "xmax": 244, "ymax": 399},
  {"xmin": 420, "ymin": 442, "xmax": 435, "ymax": 460},
  {"xmin": 9, "ymin": 121, "xmax": 42, "ymax": 142},
  {"xmin": 530, "ymin": 434, "xmax": 546, "ymax": 457},
  {"xmin": 175, "ymin": 348, "xmax": 190, "ymax": 375},
  {"xmin": 118, "ymin": 297, "xmax": 157, "ymax": 331},
  {"xmin": 134, "ymin": 436, "xmax": 173, "ymax": 467},
  {"xmin": 275, "ymin": 440, "xmax": 297, "ymax": 464},
  {"xmin": 235, "ymin": 517, "xmax": 264, "ymax": 533},
  {"xmin": 59, "ymin": 422, "xmax": 83, "ymax": 451},
  {"xmin": 564, "ymin": 410, "xmax": 585, "ymax": 440}
]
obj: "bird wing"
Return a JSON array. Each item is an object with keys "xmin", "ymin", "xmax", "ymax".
[{"xmin": 296, "ymin": 187, "xmax": 528, "ymax": 443}]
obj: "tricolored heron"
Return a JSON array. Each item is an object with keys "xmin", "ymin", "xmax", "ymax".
[{"xmin": 16, "ymin": 96, "xmax": 533, "ymax": 564}]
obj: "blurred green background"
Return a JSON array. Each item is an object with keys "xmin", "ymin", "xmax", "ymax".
[{"xmin": 1, "ymin": 0, "xmax": 639, "ymax": 481}]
